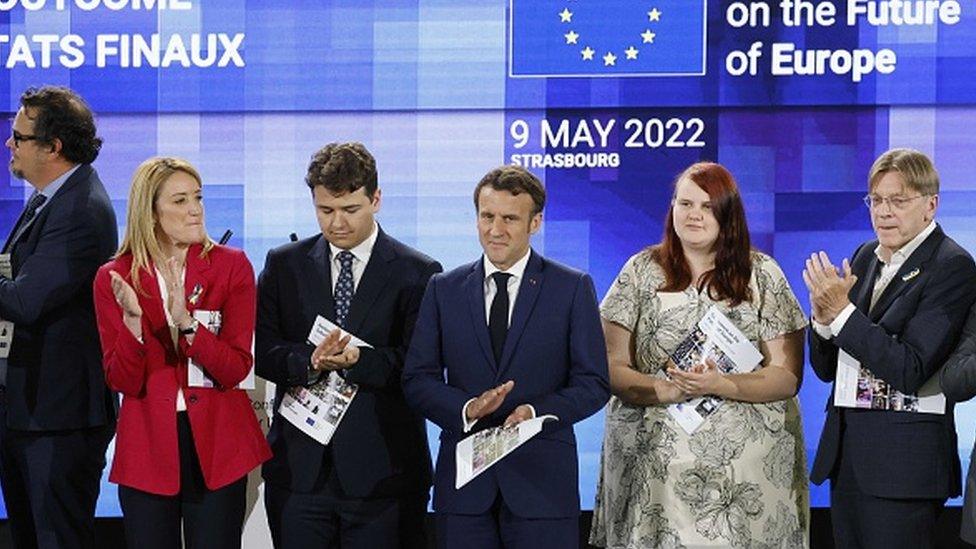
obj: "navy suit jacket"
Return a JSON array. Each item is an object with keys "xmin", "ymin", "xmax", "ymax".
[
  {"xmin": 402, "ymin": 250, "xmax": 610, "ymax": 519},
  {"xmin": 257, "ymin": 228, "xmax": 441, "ymax": 498},
  {"xmin": 810, "ymin": 224, "xmax": 976, "ymax": 499},
  {"xmin": 941, "ymin": 304, "xmax": 976, "ymax": 542},
  {"xmin": 0, "ymin": 164, "xmax": 118, "ymax": 431}
]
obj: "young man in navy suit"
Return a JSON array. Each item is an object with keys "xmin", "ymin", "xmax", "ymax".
[
  {"xmin": 403, "ymin": 165, "xmax": 610, "ymax": 549},
  {"xmin": 804, "ymin": 148, "xmax": 976, "ymax": 548},
  {"xmin": 257, "ymin": 142, "xmax": 441, "ymax": 548},
  {"xmin": 0, "ymin": 86, "xmax": 118, "ymax": 549}
]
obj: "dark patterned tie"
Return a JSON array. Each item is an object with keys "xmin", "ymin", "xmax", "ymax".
[
  {"xmin": 3, "ymin": 193, "xmax": 48, "ymax": 253},
  {"xmin": 489, "ymin": 272, "xmax": 512, "ymax": 364},
  {"xmin": 334, "ymin": 251, "xmax": 355, "ymax": 328}
]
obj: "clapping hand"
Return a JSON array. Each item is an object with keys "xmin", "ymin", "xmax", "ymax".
[
  {"xmin": 466, "ymin": 380, "xmax": 514, "ymax": 421},
  {"xmin": 311, "ymin": 329, "xmax": 359, "ymax": 371},
  {"xmin": 109, "ymin": 270, "xmax": 142, "ymax": 339},
  {"xmin": 802, "ymin": 251, "xmax": 857, "ymax": 325},
  {"xmin": 110, "ymin": 271, "xmax": 141, "ymax": 318},
  {"xmin": 159, "ymin": 256, "xmax": 192, "ymax": 328}
]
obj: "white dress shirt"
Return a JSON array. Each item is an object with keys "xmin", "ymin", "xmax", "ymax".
[
  {"xmin": 482, "ymin": 249, "xmax": 531, "ymax": 327},
  {"xmin": 328, "ymin": 221, "xmax": 379, "ymax": 293},
  {"xmin": 155, "ymin": 265, "xmax": 188, "ymax": 412},
  {"xmin": 462, "ymin": 249, "xmax": 535, "ymax": 432}
]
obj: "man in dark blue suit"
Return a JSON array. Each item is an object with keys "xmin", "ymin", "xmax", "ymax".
[
  {"xmin": 402, "ymin": 165, "xmax": 610, "ymax": 549},
  {"xmin": 257, "ymin": 142, "xmax": 441, "ymax": 548},
  {"xmin": 0, "ymin": 86, "xmax": 118, "ymax": 548},
  {"xmin": 941, "ymin": 305, "xmax": 976, "ymax": 545},
  {"xmin": 803, "ymin": 148, "xmax": 976, "ymax": 549}
]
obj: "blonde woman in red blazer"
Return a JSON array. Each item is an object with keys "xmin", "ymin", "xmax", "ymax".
[{"xmin": 93, "ymin": 157, "xmax": 271, "ymax": 549}]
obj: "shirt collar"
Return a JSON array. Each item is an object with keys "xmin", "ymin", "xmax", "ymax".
[
  {"xmin": 328, "ymin": 221, "xmax": 378, "ymax": 263},
  {"xmin": 37, "ymin": 164, "xmax": 81, "ymax": 202},
  {"xmin": 483, "ymin": 248, "xmax": 531, "ymax": 282},
  {"xmin": 874, "ymin": 221, "xmax": 937, "ymax": 265}
]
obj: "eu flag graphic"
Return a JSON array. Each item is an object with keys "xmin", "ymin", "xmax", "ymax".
[{"xmin": 509, "ymin": 0, "xmax": 707, "ymax": 78}]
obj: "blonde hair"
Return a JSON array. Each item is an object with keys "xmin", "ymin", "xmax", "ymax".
[
  {"xmin": 868, "ymin": 148, "xmax": 939, "ymax": 196},
  {"xmin": 117, "ymin": 157, "xmax": 214, "ymax": 292}
]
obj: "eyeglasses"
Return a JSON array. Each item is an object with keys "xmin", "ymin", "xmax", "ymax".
[
  {"xmin": 862, "ymin": 194, "xmax": 929, "ymax": 211},
  {"xmin": 10, "ymin": 130, "xmax": 40, "ymax": 148}
]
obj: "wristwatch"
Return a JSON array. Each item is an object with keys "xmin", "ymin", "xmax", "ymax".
[{"xmin": 178, "ymin": 318, "xmax": 199, "ymax": 336}]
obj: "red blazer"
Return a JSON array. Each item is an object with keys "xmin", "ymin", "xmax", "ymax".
[{"xmin": 94, "ymin": 243, "xmax": 271, "ymax": 496}]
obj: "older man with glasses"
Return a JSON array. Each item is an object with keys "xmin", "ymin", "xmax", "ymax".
[{"xmin": 802, "ymin": 148, "xmax": 976, "ymax": 549}]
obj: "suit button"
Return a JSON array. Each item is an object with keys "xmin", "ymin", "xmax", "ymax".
[{"xmin": 188, "ymin": 395, "xmax": 198, "ymax": 404}]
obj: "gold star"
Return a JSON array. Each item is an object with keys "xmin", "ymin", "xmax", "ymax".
[
  {"xmin": 559, "ymin": 8, "xmax": 573, "ymax": 23},
  {"xmin": 603, "ymin": 52, "xmax": 617, "ymax": 66},
  {"xmin": 564, "ymin": 30, "xmax": 579, "ymax": 44},
  {"xmin": 641, "ymin": 29, "xmax": 656, "ymax": 44},
  {"xmin": 625, "ymin": 46, "xmax": 638, "ymax": 60},
  {"xmin": 581, "ymin": 46, "xmax": 595, "ymax": 60}
]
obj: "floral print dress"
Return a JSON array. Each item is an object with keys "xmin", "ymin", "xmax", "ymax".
[{"xmin": 589, "ymin": 250, "xmax": 810, "ymax": 549}]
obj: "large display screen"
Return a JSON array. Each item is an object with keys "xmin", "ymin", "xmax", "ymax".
[{"xmin": 1, "ymin": 0, "xmax": 975, "ymax": 519}]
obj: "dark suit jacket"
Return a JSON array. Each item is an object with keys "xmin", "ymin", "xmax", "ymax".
[
  {"xmin": 810, "ymin": 224, "xmax": 976, "ymax": 499},
  {"xmin": 401, "ymin": 250, "xmax": 610, "ymax": 519},
  {"xmin": 257, "ymin": 228, "xmax": 441, "ymax": 498},
  {"xmin": 941, "ymin": 304, "xmax": 976, "ymax": 542},
  {"xmin": 94, "ymin": 245, "xmax": 271, "ymax": 495},
  {"xmin": 0, "ymin": 164, "xmax": 118, "ymax": 431}
]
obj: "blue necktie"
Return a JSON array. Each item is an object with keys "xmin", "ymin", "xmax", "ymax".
[
  {"xmin": 3, "ymin": 193, "xmax": 48, "ymax": 253},
  {"xmin": 334, "ymin": 251, "xmax": 355, "ymax": 328}
]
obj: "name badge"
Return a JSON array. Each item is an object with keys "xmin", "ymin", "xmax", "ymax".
[
  {"xmin": 0, "ymin": 254, "xmax": 12, "ymax": 358},
  {"xmin": 0, "ymin": 321, "xmax": 13, "ymax": 359}
]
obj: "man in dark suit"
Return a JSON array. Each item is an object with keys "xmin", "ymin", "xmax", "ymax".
[
  {"xmin": 0, "ymin": 86, "xmax": 118, "ymax": 548},
  {"xmin": 803, "ymin": 148, "xmax": 976, "ymax": 548},
  {"xmin": 941, "ymin": 306, "xmax": 976, "ymax": 544},
  {"xmin": 402, "ymin": 165, "xmax": 610, "ymax": 549},
  {"xmin": 256, "ymin": 142, "xmax": 441, "ymax": 548}
]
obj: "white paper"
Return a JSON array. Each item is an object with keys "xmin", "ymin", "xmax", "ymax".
[
  {"xmin": 0, "ymin": 254, "xmax": 12, "ymax": 359},
  {"xmin": 307, "ymin": 315, "xmax": 374, "ymax": 349},
  {"xmin": 454, "ymin": 414, "xmax": 558, "ymax": 489},
  {"xmin": 278, "ymin": 371, "xmax": 358, "ymax": 445},
  {"xmin": 667, "ymin": 306, "xmax": 764, "ymax": 434},
  {"xmin": 276, "ymin": 317, "xmax": 369, "ymax": 445},
  {"xmin": 0, "ymin": 321, "xmax": 12, "ymax": 359},
  {"xmin": 833, "ymin": 349, "xmax": 944, "ymax": 414},
  {"xmin": 187, "ymin": 310, "xmax": 256, "ymax": 390}
]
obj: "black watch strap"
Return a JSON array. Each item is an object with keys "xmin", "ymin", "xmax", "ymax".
[{"xmin": 178, "ymin": 318, "xmax": 199, "ymax": 336}]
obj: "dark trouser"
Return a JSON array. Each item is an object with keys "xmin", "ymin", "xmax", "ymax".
[
  {"xmin": 118, "ymin": 412, "xmax": 246, "ymax": 549},
  {"xmin": 265, "ymin": 452, "xmax": 427, "ymax": 549},
  {"xmin": 0, "ymin": 389, "xmax": 114, "ymax": 549},
  {"xmin": 830, "ymin": 432, "xmax": 944, "ymax": 549},
  {"xmin": 435, "ymin": 493, "xmax": 577, "ymax": 549}
]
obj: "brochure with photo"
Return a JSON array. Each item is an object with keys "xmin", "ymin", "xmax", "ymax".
[
  {"xmin": 833, "ymin": 349, "xmax": 944, "ymax": 414},
  {"xmin": 455, "ymin": 414, "xmax": 558, "ymax": 489},
  {"xmin": 187, "ymin": 309, "xmax": 256, "ymax": 390},
  {"xmin": 666, "ymin": 306, "xmax": 764, "ymax": 434},
  {"xmin": 278, "ymin": 371, "xmax": 359, "ymax": 445},
  {"xmin": 277, "ymin": 316, "xmax": 374, "ymax": 445}
]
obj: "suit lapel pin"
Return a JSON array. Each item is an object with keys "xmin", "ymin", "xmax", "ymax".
[
  {"xmin": 529, "ymin": 278, "xmax": 537, "ymax": 286},
  {"xmin": 188, "ymin": 283, "xmax": 204, "ymax": 305},
  {"xmin": 901, "ymin": 268, "xmax": 920, "ymax": 282}
]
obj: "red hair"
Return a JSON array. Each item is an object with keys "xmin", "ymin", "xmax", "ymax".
[{"xmin": 650, "ymin": 162, "xmax": 753, "ymax": 306}]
